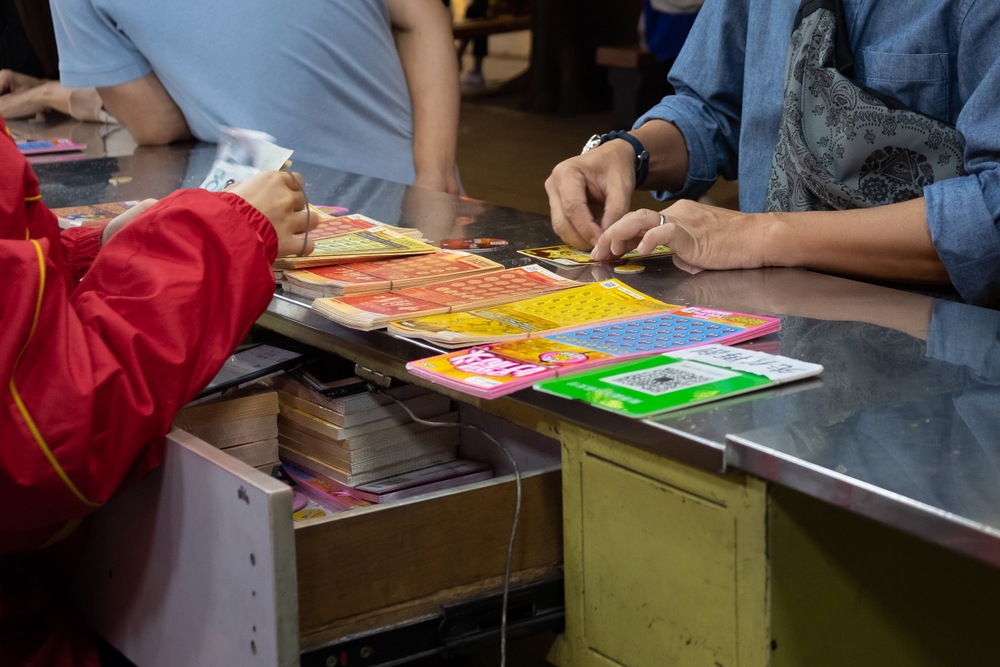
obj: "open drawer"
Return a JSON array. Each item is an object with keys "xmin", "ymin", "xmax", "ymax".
[{"xmin": 72, "ymin": 403, "xmax": 562, "ymax": 666}]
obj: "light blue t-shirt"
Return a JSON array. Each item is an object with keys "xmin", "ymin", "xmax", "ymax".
[
  {"xmin": 637, "ymin": 0, "xmax": 1000, "ymax": 308},
  {"xmin": 51, "ymin": 0, "xmax": 417, "ymax": 186}
]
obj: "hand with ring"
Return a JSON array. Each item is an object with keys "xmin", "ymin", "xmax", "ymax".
[{"xmin": 590, "ymin": 201, "xmax": 772, "ymax": 274}]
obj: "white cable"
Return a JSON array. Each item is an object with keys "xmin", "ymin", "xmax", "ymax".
[{"xmin": 374, "ymin": 386, "xmax": 522, "ymax": 667}]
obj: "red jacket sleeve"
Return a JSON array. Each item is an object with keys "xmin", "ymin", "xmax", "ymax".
[
  {"xmin": 60, "ymin": 224, "xmax": 106, "ymax": 282},
  {"xmin": 1, "ymin": 179, "xmax": 278, "ymax": 553}
]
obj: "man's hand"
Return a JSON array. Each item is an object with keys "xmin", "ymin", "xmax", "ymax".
[
  {"xmin": 0, "ymin": 71, "xmax": 53, "ymax": 119},
  {"xmin": 0, "ymin": 70, "xmax": 43, "ymax": 96},
  {"xmin": 544, "ymin": 139, "xmax": 637, "ymax": 250}
]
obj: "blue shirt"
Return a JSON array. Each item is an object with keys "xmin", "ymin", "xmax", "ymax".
[
  {"xmin": 50, "ymin": 0, "xmax": 417, "ymax": 186},
  {"xmin": 637, "ymin": 0, "xmax": 1000, "ymax": 307}
]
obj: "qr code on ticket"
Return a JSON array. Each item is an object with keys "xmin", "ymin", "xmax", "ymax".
[{"xmin": 604, "ymin": 360, "xmax": 738, "ymax": 396}]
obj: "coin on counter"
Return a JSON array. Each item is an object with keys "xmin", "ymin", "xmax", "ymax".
[{"xmin": 613, "ymin": 264, "xmax": 646, "ymax": 274}]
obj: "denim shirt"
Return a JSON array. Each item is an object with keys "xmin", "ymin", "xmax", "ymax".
[{"xmin": 637, "ymin": 0, "xmax": 1000, "ymax": 307}]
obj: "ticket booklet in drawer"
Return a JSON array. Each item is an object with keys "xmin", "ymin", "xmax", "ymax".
[{"xmin": 71, "ymin": 415, "xmax": 563, "ymax": 666}]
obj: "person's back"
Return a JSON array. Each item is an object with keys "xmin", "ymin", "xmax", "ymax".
[{"xmin": 50, "ymin": 0, "xmax": 454, "ymax": 187}]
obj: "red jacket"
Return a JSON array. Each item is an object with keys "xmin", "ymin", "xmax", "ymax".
[{"xmin": 0, "ymin": 119, "xmax": 279, "ymax": 664}]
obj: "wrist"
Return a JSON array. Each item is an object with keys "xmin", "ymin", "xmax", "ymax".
[
  {"xmin": 761, "ymin": 211, "xmax": 795, "ymax": 267},
  {"xmin": 604, "ymin": 140, "xmax": 640, "ymax": 183},
  {"xmin": 36, "ymin": 80, "xmax": 61, "ymax": 110},
  {"xmin": 67, "ymin": 87, "xmax": 106, "ymax": 122},
  {"xmin": 412, "ymin": 163, "xmax": 458, "ymax": 194},
  {"xmin": 582, "ymin": 130, "xmax": 650, "ymax": 187}
]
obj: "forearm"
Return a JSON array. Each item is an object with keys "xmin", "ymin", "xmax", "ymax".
[
  {"xmin": 23, "ymin": 81, "xmax": 104, "ymax": 122},
  {"xmin": 765, "ymin": 197, "xmax": 950, "ymax": 284},
  {"xmin": 390, "ymin": 0, "xmax": 460, "ymax": 192},
  {"xmin": 97, "ymin": 73, "xmax": 192, "ymax": 145},
  {"xmin": 34, "ymin": 80, "xmax": 74, "ymax": 116},
  {"xmin": 408, "ymin": 71, "xmax": 460, "ymax": 192}
]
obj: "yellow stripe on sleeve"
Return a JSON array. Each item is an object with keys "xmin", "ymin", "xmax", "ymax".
[
  {"xmin": 38, "ymin": 518, "xmax": 83, "ymax": 549},
  {"xmin": 9, "ymin": 240, "xmax": 101, "ymax": 508}
]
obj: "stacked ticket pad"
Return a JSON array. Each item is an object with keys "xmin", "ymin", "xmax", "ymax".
[
  {"xmin": 280, "ymin": 249, "xmax": 505, "ymax": 299},
  {"xmin": 310, "ymin": 264, "xmax": 583, "ymax": 331},
  {"xmin": 273, "ymin": 212, "xmax": 438, "ymax": 271}
]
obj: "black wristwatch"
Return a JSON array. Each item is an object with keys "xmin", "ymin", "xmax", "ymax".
[{"xmin": 582, "ymin": 130, "xmax": 650, "ymax": 187}]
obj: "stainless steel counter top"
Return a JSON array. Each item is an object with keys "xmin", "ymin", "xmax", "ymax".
[{"xmin": 33, "ymin": 142, "xmax": 1000, "ymax": 568}]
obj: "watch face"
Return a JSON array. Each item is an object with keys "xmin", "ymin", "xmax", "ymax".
[{"xmin": 581, "ymin": 134, "xmax": 603, "ymax": 154}]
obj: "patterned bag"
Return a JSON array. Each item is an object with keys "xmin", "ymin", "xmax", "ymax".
[{"xmin": 763, "ymin": 0, "xmax": 965, "ymax": 212}]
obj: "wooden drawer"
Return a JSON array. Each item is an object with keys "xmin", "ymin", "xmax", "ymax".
[{"xmin": 73, "ymin": 406, "xmax": 562, "ymax": 666}]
